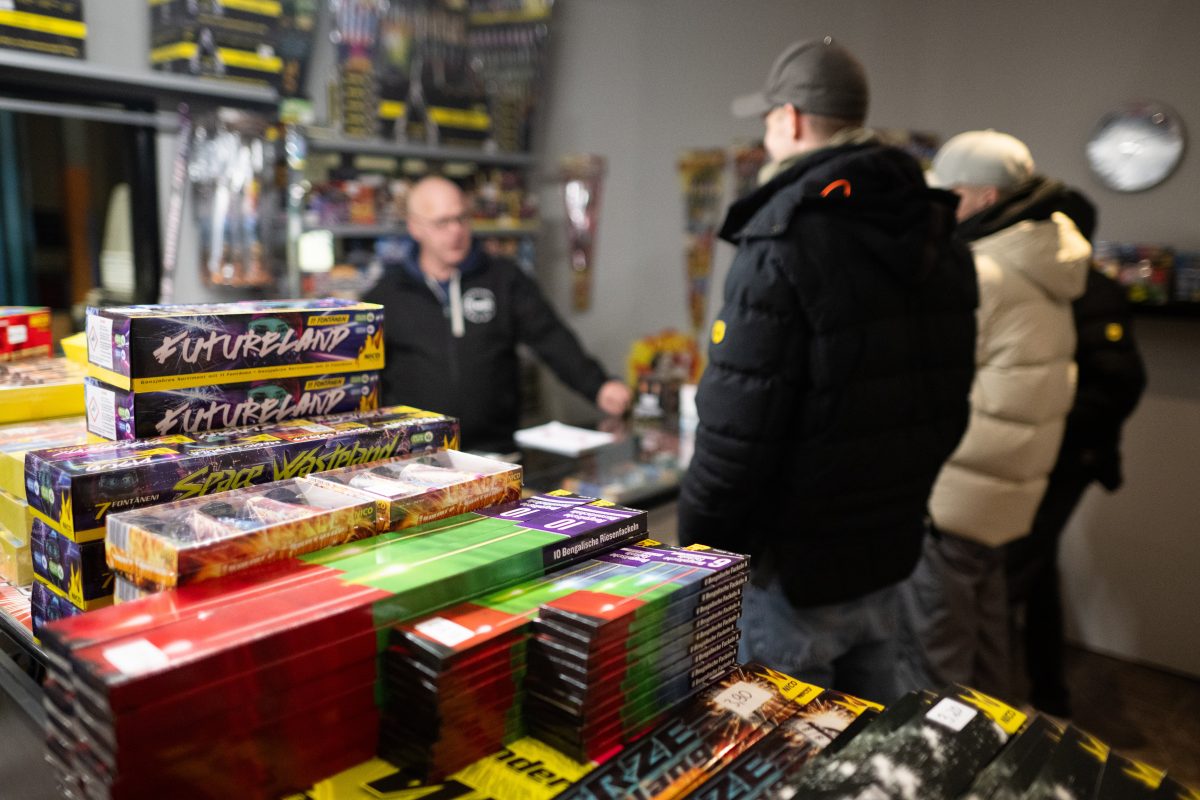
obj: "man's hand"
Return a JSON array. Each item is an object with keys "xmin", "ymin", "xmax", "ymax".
[{"xmin": 595, "ymin": 379, "xmax": 632, "ymax": 417}]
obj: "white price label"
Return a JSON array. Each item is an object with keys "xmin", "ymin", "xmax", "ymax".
[
  {"xmin": 85, "ymin": 382, "xmax": 117, "ymax": 441},
  {"xmin": 414, "ymin": 617, "xmax": 476, "ymax": 648},
  {"xmin": 713, "ymin": 681, "xmax": 773, "ymax": 720},
  {"xmin": 6, "ymin": 324, "xmax": 26, "ymax": 345},
  {"xmin": 926, "ymin": 698, "xmax": 978, "ymax": 732},
  {"xmin": 103, "ymin": 639, "xmax": 169, "ymax": 676},
  {"xmin": 86, "ymin": 314, "xmax": 114, "ymax": 370}
]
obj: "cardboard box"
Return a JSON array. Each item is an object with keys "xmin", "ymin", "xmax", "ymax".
[
  {"xmin": 0, "ymin": 0, "xmax": 86, "ymax": 60},
  {"xmin": 0, "ymin": 306, "xmax": 53, "ymax": 361},
  {"xmin": 0, "ymin": 358, "xmax": 85, "ymax": 424},
  {"xmin": 85, "ymin": 299, "xmax": 384, "ymax": 392},
  {"xmin": 0, "ymin": 417, "xmax": 88, "ymax": 499},
  {"xmin": 31, "ymin": 519, "xmax": 112, "ymax": 609},
  {"xmin": 84, "ymin": 370, "xmax": 381, "ymax": 441},
  {"xmin": 0, "ymin": 487, "xmax": 30, "ymax": 541},
  {"xmin": 26, "ymin": 405, "xmax": 458, "ymax": 543},
  {"xmin": 0, "ymin": 522, "xmax": 32, "ymax": 586},
  {"xmin": 31, "ymin": 578, "xmax": 84, "ymax": 641}
]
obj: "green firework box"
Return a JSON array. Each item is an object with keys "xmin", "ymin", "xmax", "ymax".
[
  {"xmin": 84, "ymin": 299, "xmax": 384, "ymax": 392},
  {"xmin": 25, "ymin": 404, "xmax": 458, "ymax": 542},
  {"xmin": 31, "ymin": 519, "xmax": 112, "ymax": 610}
]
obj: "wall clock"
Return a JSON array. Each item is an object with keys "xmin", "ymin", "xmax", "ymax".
[{"xmin": 1086, "ymin": 101, "xmax": 1186, "ymax": 192}]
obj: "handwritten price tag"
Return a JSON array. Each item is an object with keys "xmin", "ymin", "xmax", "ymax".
[
  {"xmin": 713, "ymin": 682, "xmax": 773, "ymax": 720},
  {"xmin": 926, "ymin": 698, "xmax": 978, "ymax": 732}
]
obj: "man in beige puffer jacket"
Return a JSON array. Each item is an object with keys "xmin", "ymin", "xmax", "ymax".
[{"xmin": 900, "ymin": 130, "xmax": 1091, "ymax": 696}]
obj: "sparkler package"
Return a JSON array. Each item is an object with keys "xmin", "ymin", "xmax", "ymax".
[
  {"xmin": 779, "ymin": 685, "xmax": 1026, "ymax": 800},
  {"xmin": 962, "ymin": 713, "xmax": 1063, "ymax": 800},
  {"xmin": 0, "ymin": 306, "xmax": 52, "ymax": 360},
  {"xmin": 25, "ymin": 404, "xmax": 457, "ymax": 542},
  {"xmin": 31, "ymin": 519, "xmax": 112, "ymax": 610},
  {"xmin": 83, "ymin": 371, "xmax": 381, "ymax": 441},
  {"xmin": 84, "ymin": 299, "xmax": 384, "ymax": 392},
  {"xmin": 38, "ymin": 492, "xmax": 647, "ymax": 798},
  {"xmin": 1096, "ymin": 753, "xmax": 1166, "ymax": 799},
  {"xmin": 0, "ymin": 357, "xmax": 85, "ymax": 424},
  {"xmin": 379, "ymin": 539, "xmax": 746, "ymax": 778},
  {"xmin": 0, "ymin": 417, "xmax": 87, "ymax": 499},
  {"xmin": 1021, "ymin": 724, "xmax": 1109, "ymax": 800},
  {"xmin": 307, "ymin": 449, "xmax": 522, "ymax": 532},
  {"xmin": 1156, "ymin": 778, "xmax": 1200, "ymax": 800}
]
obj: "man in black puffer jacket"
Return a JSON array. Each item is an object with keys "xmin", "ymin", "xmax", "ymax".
[{"xmin": 678, "ymin": 37, "xmax": 977, "ymax": 703}]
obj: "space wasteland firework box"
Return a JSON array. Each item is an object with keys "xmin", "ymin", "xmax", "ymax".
[
  {"xmin": 556, "ymin": 664, "xmax": 827, "ymax": 800},
  {"xmin": 781, "ymin": 685, "xmax": 1026, "ymax": 800},
  {"xmin": 0, "ymin": 306, "xmax": 52, "ymax": 360},
  {"xmin": 962, "ymin": 713, "xmax": 1063, "ymax": 800},
  {"xmin": 1025, "ymin": 724, "xmax": 1110, "ymax": 800},
  {"xmin": 0, "ymin": 357, "xmax": 85, "ymax": 423},
  {"xmin": 41, "ymin": 493, "xmax": 647, "ymax": 714},
  {"xmin": 31, "ymin": 519, "xmax": 112, "ymax": 609},
  {"xmin": 24, "ymin": 404, "xmax": 457, "ymax": 542},
  {"xmin": 307, "ymin": 449, "xmax": 522, "ymax": 532},
  {"xmin": 83, "ymin": 370, "xmax": 381, "ymax": 441},
  {"xmin": 104, "ymin": 477, "xmax": 380, "ymax": 591},
  {"xmin": 0, "ymin": 417, "xmax": 87, "ymax": 499},
  {"xmin": 84, "ymin": 299, "xmax": 384, "ymax": 392}
]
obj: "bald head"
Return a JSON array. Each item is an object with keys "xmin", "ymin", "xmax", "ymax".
[{"xmin": 407, "ymin": 176, "xmax": 472, "ymax": 279}]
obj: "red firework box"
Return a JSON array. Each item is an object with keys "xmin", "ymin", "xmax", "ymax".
[
  {"xmin": 0, "ymin": 306, "xmax": 53, "ymax": 361},
  {"xmin": 84, "ymin": 299, "xmax": 384, "ymax": 392},
  {"xmin": 25, "ymin": 404, "xmax": 458, "ymax": 543}
]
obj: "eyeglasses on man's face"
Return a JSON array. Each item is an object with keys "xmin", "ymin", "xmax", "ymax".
[{"xmin": 412, "ymin": 212, "xmax": 472, "ymax": 231}]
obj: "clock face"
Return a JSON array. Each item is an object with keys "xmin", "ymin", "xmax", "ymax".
[{"xmin": 1086, "ymin": 101, "xmax": 1186, "ymax": 192}]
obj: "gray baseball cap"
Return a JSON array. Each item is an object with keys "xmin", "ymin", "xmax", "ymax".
[
  {"xmin": 929, "ymin": 130, "xmax": 1035, "ymax": 189},
  {"xmin": 731, "ymin": 37, "xmax": 869, "ymax": 119}
]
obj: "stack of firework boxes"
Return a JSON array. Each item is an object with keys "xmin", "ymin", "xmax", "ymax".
[{"xmin": 28, "ymin": 299, "xmax": 387, "ymax": 634}]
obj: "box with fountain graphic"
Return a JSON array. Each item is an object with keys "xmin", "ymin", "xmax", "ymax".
[
  {"xmin": 84, "ymin": 299, "xmax": 384, "ymax": 392},
  {"xmin": 83, "ymin": 371, "xmax": 381, "ymax": 441},
  {"xmin": 306, "ymin": 449, "xmax": 522, "ymax": 533},
  {"xmin": 104, "ymin": 478, "xmax": 380, "ymax": 592},
  {"xmin": 31, "ymin": 519, "xmax": 113, "ymax": 610},
  {"xmin": 25, "ymin": 405, "xmax": 458, "ymax": 543}
]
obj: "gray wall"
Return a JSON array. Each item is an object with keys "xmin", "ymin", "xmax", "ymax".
[{"xmin": 532, "ymin": 0, "xmax": 1200, "ymax": 676}]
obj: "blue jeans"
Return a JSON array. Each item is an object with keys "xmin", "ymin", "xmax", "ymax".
[{"xmin": 738, "ymin": 579, "xmax": 903, "ymax": 705}]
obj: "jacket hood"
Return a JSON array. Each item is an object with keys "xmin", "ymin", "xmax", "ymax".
[
  {"xmin": 720, "ymin": 141, "xmax": 961, "ymax": 285},
  {"xmin": 972, "ymin": 212, "xmax": 1091, "ymax": 303},
  {"xmin": 957, "ymin": 176, "xmax": 1097, "ymax": 243},
  {"xmin": 382, "ymin": 234, "xmax": 487, "ymax": 285}
]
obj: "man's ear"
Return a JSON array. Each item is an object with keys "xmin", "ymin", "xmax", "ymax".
[
  {"xmin": 787, "ymin": 104, "xmax": 805, "ymax": 142},
  {"xmin": 983, "ymin": 186, "xmax": 1001, "ymax": 208}
]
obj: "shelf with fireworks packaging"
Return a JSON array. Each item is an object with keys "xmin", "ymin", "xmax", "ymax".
[{"xmin": 1095, "ymin": 240, "xmax": 1200, "ymax": 316}]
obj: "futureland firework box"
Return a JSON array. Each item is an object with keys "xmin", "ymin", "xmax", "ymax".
[
  {"xmin": 0, "ymin": 417, "xmax": 87, "ymax": 499},
  {"xmin": 0, "ymin": 306, "xmax": 52, "ymax": 360},
  {"xmin": 308, "ymin": 449, "xmax": 522, "ymax": 532},
  {"xmin": 104, "ymin": 478, "xmax": 380, "ymax": 591},
  {"xmin": 25, "ymin": 405, "xmax": 458, "ymax": 543},
  {"xmin": 84, "ymin": 299, "xmax": 384, "ymax": 392},
  {"xmin": 0, "ymin": 358, "xmax": 85, "ymax": 424},
  {"xmin": 31, "ymin": 519, "xmax": 112, "ymax": 610},
  {"xmin": 83, "ymin": 370, "xmax": 381, "ymax": 441}
]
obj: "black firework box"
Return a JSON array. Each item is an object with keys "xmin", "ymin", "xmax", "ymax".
[
  {"xmin": 683, "ymin": 689, "xmax": 879, "ymax": 800},
  {"xmin": 31, "ymin": 518, "xmax": 112, "ymax": 609},
  {"xmin": 83, "ymin": 370, "xmax": 381, "ymax": 441},
  {"xmin": 779, "ymin": 685, "xmax": 1026, "ymax": 800},
  {"xmin": 148, "ymin": 0, "xmax": 284, "ymax": 89},
  {"xmin": 1155, "ymin": 777, "xmax": 1200, "ymax": 800},
  {"xmin": 25, "ymin": 404, "xmax": 457, "ymax": 542},
  {"xmin": 1096, "ymin": 754, "xmax": 1167, "ymax": 800},
  {"xmin": 306, "ymin": 448, "xmax": 522, "ymax": 532},
  {"xmin": 1023, "ymin": 724, "xmax": 1110, "ymax": 800},
  {"xmin": 0, "ymin": 0, "xmax": 86, "ymax": 59},
  {"xmin": 84, "ymin": 299, "xmax": 383, "ymax": 392},
  {"xmin": 103, "ymin": 477, "xmax": 380, "ymax": 592},
  {"xmin": 554, "ymin": 664, "xmax": 825, "ymax": 800},
  {"xmin": 962, "ymin": 714, "xmax": 1063, "ymax": 800}
]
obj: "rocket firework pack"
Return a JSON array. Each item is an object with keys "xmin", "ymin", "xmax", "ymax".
[
  {"xmin": 83, "ymin": 370, "xmax": 381, "ymax": 441},
  {"xmin": 84, "ymin": 299, "xmax": 384, "ymax": 391},
  {"xmin": 307, "ymin": 449, "xmax": 522, "ymax": 532},
  {"xmin": 0, "ymin": 306, "xmax": 53, "ymax": 360},
  {"xmin": 25, "ymin": 404, "xmax": 458, "ymax": 542},
  {"xmin": 104, "ymin": 477, "xmax": 380, "ymax": 592},
  {"xmin": 781, "ymin": 685, "xmax": 1026, "ymax": 800},
  {"xmin": 0, "ymin": 417, "xmax": 87, "ymax": 499},
  {"xmin": 38, "ymin": 493, "xmax": 648, "ymax": 799},
  {"xmin": 0, "ymin": 357, "xmax": 85, "ymax": 424},
  {"xmin": 1096, "ymin": 754, "xmax": 1167, "ymax": 800},
  {"xmin": 963, "ymin": 713, "xmax": 1063, "ymax": 800},
  {"xmin": 380, "ymin": 540, "xmax": 747, "ymax": 778},
  {"xmin": 1021, "ymin": 724, "xmax": 1110, "ymax": 800},
  {"xmin": 31, "ymin": 519, "xmax": 113, "ymax": 610}
]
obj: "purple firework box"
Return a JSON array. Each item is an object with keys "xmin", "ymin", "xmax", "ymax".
[
  {"xmin": 31, "ymin": 519, "xmax": 113, "ymax": 610},
  {"xmin": 84, "ymin": 299, "xmax": 384, "ymax": 392},
  {"xmin": 32, "ymin": 579, "xmax": 84, "ymax": 642},
  {"xmin": 83, "ymin": 371, "xmax": 381, "ymax": 441},
  {"xmin": 25, "ymin": 406, "xmax": 459, "ymax": 543}
]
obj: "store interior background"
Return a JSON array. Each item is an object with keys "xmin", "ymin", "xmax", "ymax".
[{"xmin": 50, "ymin": 0, "xmax": 1200, "ymax": 683}]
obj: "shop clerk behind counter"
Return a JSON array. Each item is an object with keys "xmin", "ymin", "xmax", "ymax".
[{"xmin": 364, "ymin": 176, "xmax": 631, "ymax": 453}]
